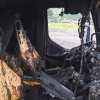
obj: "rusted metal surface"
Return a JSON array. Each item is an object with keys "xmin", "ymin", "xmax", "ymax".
[
  {"xmin": 0, "ymin": 16, "xmax": 42, "ymax": 100},
  {"xmin": 23, "ymin": 80, "xmax": 40, "ymax": 87},
  {"xmin": 15, "ymin": 17, "xmax": 40, "ymax": 72},
  {"xmin": 0, "ymin": 59, "xmax": 23, "ymax": 100}
]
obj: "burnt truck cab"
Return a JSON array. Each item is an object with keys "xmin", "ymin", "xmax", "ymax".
[
  {"xmin": 0, "ymin": 0, "xmax": 96, "ymax": 64},
  {"xmin": 1, "ymin": 0, "xmax": 99, "ymax": 67},
  {"xmin": 0, "ymin": 0, "xmax": 97, "ymax": 56},
  {"xmin": 0, "ymin": 0, "xmax": 100, "ymax": 100}
]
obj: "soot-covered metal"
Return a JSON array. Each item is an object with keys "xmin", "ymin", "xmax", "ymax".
[{"xmin": 0, "ymin": 0, "xmax": 100, "ymax": 100}]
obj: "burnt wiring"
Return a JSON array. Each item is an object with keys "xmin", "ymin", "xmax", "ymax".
[{"xmin": 74, "ymin": 13, "xmax": 92, "ymax": 95}]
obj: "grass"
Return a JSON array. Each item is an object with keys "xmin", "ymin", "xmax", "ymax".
[{"xmin": 48, "ymin": 22, "xmax": 78, "ymax": 30}]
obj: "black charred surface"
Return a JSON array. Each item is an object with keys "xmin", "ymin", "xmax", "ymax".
[
  {"xmin": 0, "ymin": 0, "xmax": 93, "ymax": 13},
  {"xmin": 0, "ymin": 0, "xmax": 100, "ymax": 100}
]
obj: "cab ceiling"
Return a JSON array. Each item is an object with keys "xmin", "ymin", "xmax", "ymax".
[{"xmin": 0, "ymin": 0, "xmax": 96, "ymax": 13}]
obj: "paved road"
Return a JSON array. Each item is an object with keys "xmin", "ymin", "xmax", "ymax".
[
  {"xmin": 49, "ymin": 29, "xmax": 81, "ymax": 49},
  {"xmin": 49, "ymin": 24, "xmax": 95, "ymax": 49}
]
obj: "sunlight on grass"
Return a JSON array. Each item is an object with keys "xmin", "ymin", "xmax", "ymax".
[{"xmin": 48, "ymin": 22, "xmax": 78, "ymax": 30}]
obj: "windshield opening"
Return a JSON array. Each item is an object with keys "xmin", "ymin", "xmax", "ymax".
[{"xmin": 48, "ymin": 8, "xmax": 95, "ymax": 49}]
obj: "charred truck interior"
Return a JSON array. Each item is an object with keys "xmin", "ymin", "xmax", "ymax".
[{"xmin": 1, "ymin": 0, "xmax": 100, "ymax": 100}]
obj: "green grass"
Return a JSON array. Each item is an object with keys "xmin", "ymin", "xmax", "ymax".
[{"xmin": 48, "ymin": 22, "xmax": 78, "ymax": 30}]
